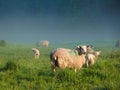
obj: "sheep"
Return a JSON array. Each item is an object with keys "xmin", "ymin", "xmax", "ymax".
[
  {"xmin": 42, "ymin": 40, "xmax": 49, "ymax": 47},
  {"xmin": 85, "ymin": 51, "xmax": 101, "ymax": 67},
  {"xmin": 115, "ymin": 40, "xmax": 120, "ymax": 48},
  {"xmin": 50, "ymin": 45, "xmax": 93, "ymax": 72},
  {"xmin": 36, "ymin": 40, "xmax": 49, "ymax": 47},
  {"xmin": 32, "ymin": 48, "xmax": 40, "ymax": 59}
]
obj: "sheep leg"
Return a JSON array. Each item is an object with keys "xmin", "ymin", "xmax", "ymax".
[
  {"xmin": 90, "ymin": 60, "xmax": 95, "ymax": 66},
  {"xmin": 86, "ymin": 60, "xmax": 89, "ymax": 67},
  {"xmin": 50, "ymin": 61, "xmax": 56, "ymax": 72},
  {"xmin": 34, "ymin": 54, "xmax": 36, "ymax": 59},
  {"xmin": 35, "ymin": 54, "xmax": 39, "ymax": 59},
  {"xmin": 36, "ymin": 55, "xmax": 39, "ymax": 59},
  {"xmin": 51, "ymin": 65, "xmax": 56, "ymax": 72}
]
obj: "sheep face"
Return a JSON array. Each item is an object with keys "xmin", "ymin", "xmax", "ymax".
[
  {"xmin": 94, "ymin": 51, "xmax": 101, "ymax": 57},
  {"xmin": 32, "ymin": 48, "xmax": 37, "ymax": 52},
  {"xmin": 76, "ymin": 46, "xmax": 86, "ymax": 55},
  {"xmin": 77, "ymin": 45, "xmax": 93, "ymax": 55}
]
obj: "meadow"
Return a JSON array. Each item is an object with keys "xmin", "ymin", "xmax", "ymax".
[{"xmin": 0, "ymin": 41, "xmax": 120, "ymax": 90}]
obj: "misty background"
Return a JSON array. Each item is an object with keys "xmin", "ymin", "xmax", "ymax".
[{"xmin": 0, "ymin": 0, "xmax": 120, "ymax": 44}]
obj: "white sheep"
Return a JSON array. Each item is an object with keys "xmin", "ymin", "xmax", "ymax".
[
  {"xmin": 36, "ymin": 40, "xmax": 49, "ymax": 47},
  {"xmin": 50, "ymin": 45, "xmax": 93, "ymax": 72},
  {"xmin": 85, "ymin": 51, "xmax": 101, "ymax": 67},
  {"xmin": 32, "ymin": 48, "xmax": 40, "ymax": 59},
  {"xmin": 42, "ymin": 40, "xmax": 49, "ymax": 47}
]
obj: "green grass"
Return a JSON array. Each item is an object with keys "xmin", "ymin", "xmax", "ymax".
[{"xmin": 0, "ymin": 42, "xmax": 120, "ymax": 90}]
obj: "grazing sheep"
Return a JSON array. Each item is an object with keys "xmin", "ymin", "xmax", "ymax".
[
  {"xmin": 32, "ymin": 48, "xmax": 40, "ymax": 59},
  {"xmin": 115, "ymin": 40, "xmax": 120, "ymax": 48},
  {"xmin": 50, "ymin": 45, "xmax": 93, "ymax": 72},
  {"xmin": 36, "ymin": 40, "xmax": 49, "ymax": 47},
  {"xmin": 42, "ymin": 40, "xmax": 49, "ymax": 47},
  {"xmin": 85, "ymin": 51, "xmax": 101, "ymax": 67}
]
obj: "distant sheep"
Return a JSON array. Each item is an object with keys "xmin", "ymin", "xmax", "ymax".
[
  {"xmin": 42, "ymin": 40, "xmax": 49, "ymax": 47},
  {"xmin": 32, "ymin": 48, "xmax": 40, "ymax": 59},
  {"xmin": 115, "ymin": 40, "xmax": 120, "ymax": 47},
  {"xmin": 36, "ymin": 40, "xmax": 49, "ymax": 47},
  {"xmin": 50, "ymin": 45, "xmax": 93, "ymax": 72},
  {"xmin": 85, "ymin": 51, "xmax": 101, "ymax": 67}
]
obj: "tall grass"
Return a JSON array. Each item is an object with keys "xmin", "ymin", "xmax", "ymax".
[{"xmin": 0, "ymin": 42, "xmax": 120, "ymax": 90}]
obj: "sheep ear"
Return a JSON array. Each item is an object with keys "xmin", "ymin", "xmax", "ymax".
[
  {"xmin": 77, "ymin": 45, "xmax": 82, "ymax": 49},
  {"xmin": 86, "ymin": 45, "xmax": 90, "ymax": 48}
]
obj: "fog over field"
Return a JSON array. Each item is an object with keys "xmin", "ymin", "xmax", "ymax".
[{"xmin": 0, "ymin": 0, "xmax": 120, "ymax": 44}]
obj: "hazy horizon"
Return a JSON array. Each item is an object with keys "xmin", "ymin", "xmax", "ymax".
[{"xmin": 0, "ymin": 0, "xmax": 120, "ymax": 44}]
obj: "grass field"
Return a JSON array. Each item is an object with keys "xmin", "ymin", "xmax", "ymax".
[{"xmin": 0, "ymin": 41, "xmax": 120, "ymax": 90}]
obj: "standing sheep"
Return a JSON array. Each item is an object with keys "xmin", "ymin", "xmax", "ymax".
[
  {"xmin": 36, "ymin": 40, "xmax": 49, "ymax": 47},
  {"xmin": 115, "ymin": 40, "xmax": 120, "ymax": 48},
  {"xmin": 50, "ymin": 45, "xmax": 93, "ymax": 72},
  {"xmin": 85, "ymin": 51, "xmax": 101, "ymax": 67},
  {"xmin": 42, "ymin": 40, "xmax": 49, "ymax": 47},
  {"xmin": 32, "ymin": 48, "xmax": 40, "ymax": 59}
]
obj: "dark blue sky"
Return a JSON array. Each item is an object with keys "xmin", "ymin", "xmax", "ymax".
[{"xmin": 0, "ymin": 0, "xmax": 120, "ymax": 44}]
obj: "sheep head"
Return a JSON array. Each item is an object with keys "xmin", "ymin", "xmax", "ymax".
[
  {"xmin": 94, "ymin": 51, "xmax": 101, "ymax": 57},
  {"xmin": 32, "ymin": 48, "xmax": 37, "ymax": 52},
  {"xmin": 76, "ymin": 45, "xmax": 94, "ymax": 55},
  {"xmin": 76, "ymin": 45, "xmax": 87, "ymax": 55}
]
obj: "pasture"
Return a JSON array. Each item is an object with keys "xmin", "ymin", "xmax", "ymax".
[{"xmin": 0, "ymin": 41, "xmax": 120, "ymax": 90}]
